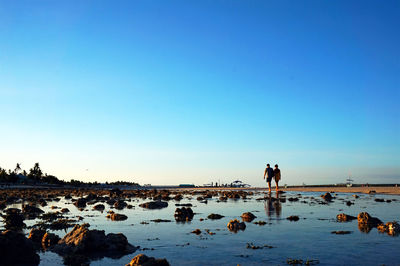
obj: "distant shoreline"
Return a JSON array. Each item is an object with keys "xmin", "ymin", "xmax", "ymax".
[{"xmin": 1, "ymin": 184, "xmax": 399, "ymax": 195}]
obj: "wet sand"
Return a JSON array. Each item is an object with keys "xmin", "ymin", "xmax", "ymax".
[
  {"xmin": 176, "ymin": 186, "xmax": 400, "ymax": 195},
  {"xmin": 282, "ymin": 186, "xmax": 400, "ymax": 195}
]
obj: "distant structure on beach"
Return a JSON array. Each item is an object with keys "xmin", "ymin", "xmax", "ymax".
[
  {"xmin": 346, "ymin": 176, "xmax": 354, "ymax": 187},
  {"xmin": 203, "ymin": 180, "xmax": 250, "ymax": 188},
  {"xmin": 179, "ymin": 184, "xmax": 195, "ymax": 188}
]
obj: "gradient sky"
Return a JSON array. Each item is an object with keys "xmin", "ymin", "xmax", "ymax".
[{"xmin": 1, "ymin": 1, "xmax": 399, "ymax": 186}]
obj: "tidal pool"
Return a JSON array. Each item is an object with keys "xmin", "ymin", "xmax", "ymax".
[{"xmin": 6, "ymin": 190, "xmax": 400, "ymax": 265}]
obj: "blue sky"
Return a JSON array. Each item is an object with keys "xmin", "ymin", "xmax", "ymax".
[{"xmin": 0, "ymin": 1, "xmax": 399, "ymax": 186}]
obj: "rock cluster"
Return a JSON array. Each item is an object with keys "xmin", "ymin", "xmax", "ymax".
[{"xmin": 377, "ymin": 222, "xmax": 400, "ymax": 236}]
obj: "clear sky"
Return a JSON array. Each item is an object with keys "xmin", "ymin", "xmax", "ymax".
[{"xmin": 0, "ymin": 1, "xmax": 399, "ymax": 186}]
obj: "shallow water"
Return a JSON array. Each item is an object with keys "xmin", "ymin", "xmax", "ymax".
[{"xmin": 5, "ymin": 190, "xmax": 400, "ymax": 266}]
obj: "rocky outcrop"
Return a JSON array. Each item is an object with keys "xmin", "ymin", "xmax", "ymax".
[
  {"xmin": 377, "ymin": 222, "xmax": 400, "ymax": 236},
  {"xmin": 241, "ymin": 212, "xmax": 257, "ymax": 222},
  {"xmin": 174, "ymin": 207, "xmax": 194, "ymax": 222},
  {"xmin": 227, "ymin": 219, "xmax": 246, "ymax": 232},
  {"xmin": 139, "ymin": 201, "xmax": 168, "ymax": 209},
  {"xmin": 0, "ymin": 230, "xmax": 40, "ymax": 265},
  {"xmin": 51, "ymin": 224, "xmax": 135, "ymax": 258},
  {"xmin": 42, "ymin": 232, "xmax": 60, "ymax": 248},
  {"xmin": 125, "ymin": 253, "xmax": 170, "ymax": 266},
  {"xmin": 28, "ymin": 228, "xmax": 46, "ymax": 244},
  {"xmin": 336, "ymin": 213, "xmax": 357, "ymax": 222},
  {"xmin": 357, "ymin": 212, "xmax": 383, "ymax": 233}
]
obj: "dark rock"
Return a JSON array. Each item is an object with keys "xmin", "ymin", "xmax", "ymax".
[
  {"xmin": 175, "ymin": 203, "xmax": 192, "ymax": 207},
  {"xmin": 374, "ymin": 198, "xmax": 385, "ymax": 202},
  {"xmin": 28, "ymin": 228, "xmax": 46, "ymax": 244},
  {"xmin": 241, "ymin": 212, "xmax": 257, "ymax": 222},
  {"xmin": 207, "ymin": 213, "xmax": 224, "ymax": 220},
  {"xmin": 288, "ymin": 197, "xmax": 299, "ymax": 202},
  {"xmin": 125, "ymin": 253, "xmax": 170, "ymax": 266},
  {"xmin": 0, "ymin": 230, "xmax": 40, "ymax": 265},
  {"xmin": 191, "ymin": 229, "xmax": 201, "ymax": 235},
  {"xmin": 331, "ymin": 231, "xmax": 352, "ymax": 235},
  {"xmin": 336, "ymin": 213, "xmax": 357, "ymax": 222},
  {"xmin": 109, "ymin": 188, "xmax": 123, "ymax": 197},
  {"xmin": 42, "ymin": 232, "xmax": 60, "ymax": 248},
  {"xmin": 346, "ymin": 201, "xmax": 353, "ymax": 206},
  {"xmin": 3, "ymin": 208, "xmax": 25, "ymax": 230},
  {"xmin": 287, "ymin": 216, "xmax": 300, "ymax": 221},
  {"xmin": 139, "ymin": 201, "xmax": 168, "ymax": 209},
  {"xmin": 107, "ymin": 212, "xmax": 128, "ymax": 221},
  {"xmin": 254, "ymin": 221, "xmax": 267, "ymax": 225},
  {"xmin": 227, "ymin": 219, "xmax": 246, "ymax": 232},
  {"xmin": 321, "ymin": 192, "xmax": 333, "ymax": 201},
  {"xmin": 74, "ymin": 198, "xmax": 87, "ymax": 208},
  {"xmin": 93, "ymin": 204, "xmax": 105, "ymax": 211},
  {"xmin": 61, "ymin": 208, "xmax": 70, "ymax": 213},
  {"xmin": 114, "ymin": 200, "xmax": 127, "ymax": 210},
  {"xmin": 22, "ymin": 205, "xmax": 44, "ymax": 218},
  {"xmin": 174, "ymin": 207, "xmax": 194, "ymax": 222}
]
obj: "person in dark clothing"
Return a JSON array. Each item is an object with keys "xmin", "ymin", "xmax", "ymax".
[
  {"xmin": 274, "ymin": 164, "xmax": 281, "ymax": 193},
  {"xmin": 263, "ymin": 163, "xmax": 274, "ymax": 193}
]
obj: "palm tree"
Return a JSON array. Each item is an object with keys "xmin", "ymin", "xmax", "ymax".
[{"xmin": 14, "ymin": 163, "xmax": 21, "ymax": 174}]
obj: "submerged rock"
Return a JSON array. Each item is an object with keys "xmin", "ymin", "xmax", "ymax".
[
  {"xmin": 139, "ymin": 201, "xmax": 168, "ymax": 209},
  {"xmin": 287, "ymin": 216, "xmax": 300, "ymax": 222},
  {"xmin": 191, "ymin": 229, "xmax": 201, "ymax": 235},
  {"xmin": 331, "ymin": 231, "xmax": 352, "ymax": 235},
  {"xmin": 207, "ymin": 213, "xmax": 224, "ymax": 220},
  {"xmin": 227, "ymin": 219, "xmax": 246, "ymax": 232},
  {"xmin": 0, "ymin": 230, "xmax": 40, "ymax": 265},
  {"xmin": 125, "ymin": 253, "xmax": 170, "ymax": 266}
]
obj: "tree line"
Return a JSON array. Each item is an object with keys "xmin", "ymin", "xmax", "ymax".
[{"xmin": 0, "ymin": 163, "xmax": 140, "ymax": 187}]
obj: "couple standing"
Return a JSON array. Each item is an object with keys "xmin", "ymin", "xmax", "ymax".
[{"xmin": 263, "ymin": 164, "xmax": 281, "ymax": 193}]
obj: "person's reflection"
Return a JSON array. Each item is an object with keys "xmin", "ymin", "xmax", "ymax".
[{"xmin": 264, "ymin": 192, "xmax": 282, "ymax": 221}]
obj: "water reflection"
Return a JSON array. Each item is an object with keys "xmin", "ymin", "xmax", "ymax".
[{"xmin": 264, "ymin": 192, "xmax": 282, "ymax": 220}]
